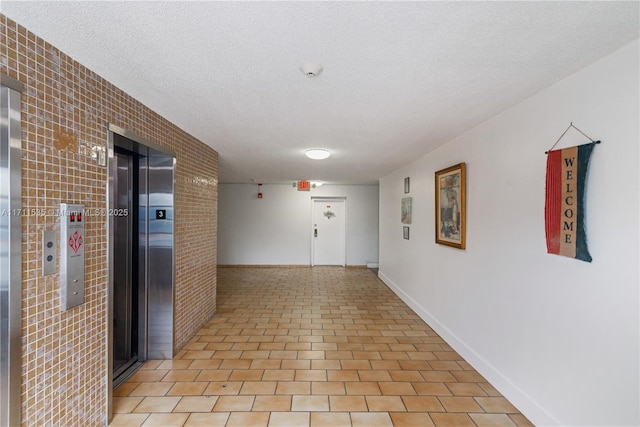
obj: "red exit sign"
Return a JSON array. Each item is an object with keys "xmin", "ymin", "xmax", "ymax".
[{"xmin": 297, "ymin": 180, "xmax": 311, "ymax": 191}]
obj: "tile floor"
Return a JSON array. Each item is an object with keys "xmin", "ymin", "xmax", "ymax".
[{"xmin": 110, "ymin": 267, "xmax": 533, "ymax": 427}]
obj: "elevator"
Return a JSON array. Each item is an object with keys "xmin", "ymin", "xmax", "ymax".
[
  {"xmin": 112, "ymin": 147, "xmax": 140, "ymax": 379},
  {"xmin": 108, "ymin": 125, "xmax": 175, "ymax": 416}
]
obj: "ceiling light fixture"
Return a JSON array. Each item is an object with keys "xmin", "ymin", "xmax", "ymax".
[
  {"xmin": 305, "ymin": 149, "xmax": 330, "ymax": 160},
  {"xmin": 300, "ymin": 63, "xmax": 323, "ymax": 77}
]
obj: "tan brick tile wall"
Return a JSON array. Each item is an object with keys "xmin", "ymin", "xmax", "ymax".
[{"xmin": 1, "ymin": 15, "xmax": 218, "ymax": 426}]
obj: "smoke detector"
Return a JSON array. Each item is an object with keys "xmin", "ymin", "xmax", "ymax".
[{"xmin": 300, "ymin": 63, "xmax": 323, "ymax": 77}]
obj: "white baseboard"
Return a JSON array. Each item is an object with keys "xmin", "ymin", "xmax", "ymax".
[{"xmin": 378, "ymin": 271, "xmax": 559, "ymax": 427}]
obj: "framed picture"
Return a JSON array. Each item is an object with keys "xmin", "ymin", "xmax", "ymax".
[
  {"xmin": 401, "ymin": 197, "xmax": 412, "ymax": 224},
  {"xmin": 435, "ymin": 163, "xmax": 466, "ymax": 249},
  {"xmin": 403, "ymin": 226, "xmax": 410, "ymax": 240},
  {"xmin": 404, "ymin": 177, "xmax": 410, "ymax": 194}
]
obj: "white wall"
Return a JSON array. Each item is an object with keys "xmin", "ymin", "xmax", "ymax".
[
  {"xmin": 218, "ymin": 184, "xmax": 379, "ymax": 266},
  {"xmin": 379, "ymin": 40, "xmax": 639, "ymax": 427}
]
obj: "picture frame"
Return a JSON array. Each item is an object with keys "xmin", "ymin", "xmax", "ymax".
[
  {"xmin": 404, "ymin": 177, "xmax": 410, "ymax": 194},
  {"xmin": 403, "ymin": 226, "xmax": 410, "ymax": 240},
  {"xmin": 401, "ymin": 197, "xmax": 412, "ymax": 224},
  {"xmin": 435, "ymin": 163, "xmax": 466, "ymax": 249}
]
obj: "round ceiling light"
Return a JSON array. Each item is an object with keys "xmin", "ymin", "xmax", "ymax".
[
  {"xmin": 305, "ymin": 149, "xmax": 330, "ymax": 160},
  {"xmin": 300, "ymin": 63, "xmax": 323, "ymax": 77}
]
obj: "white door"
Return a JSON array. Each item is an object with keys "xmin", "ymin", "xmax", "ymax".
[{"xmin": 312, "ymin": 199, "xmax": 346, "ymax": 266}]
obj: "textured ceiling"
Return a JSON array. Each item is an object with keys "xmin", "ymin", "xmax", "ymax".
[{"xmin": 2, "ymin": 1, "xmax": 638, "ymax": 184}]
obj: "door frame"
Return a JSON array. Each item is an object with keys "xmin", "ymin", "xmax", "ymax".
[
  {"xmin": 107, "ymin": 124, "xmax": 176, "ymax": 422},
  {"xmin": 0, "ymin": 74, "xmax": 23, "ymax": 427},
  {"xmin": 310, "ymin": 197, "xmax": 347, "ymax": 267}
]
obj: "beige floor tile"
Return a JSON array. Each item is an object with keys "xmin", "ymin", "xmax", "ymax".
[
  {"xmin": 438, "ymin": 396, "xmax": 484, "ymax": 412},
  {"xmin": 140, "ymin": 360, "xmax": 164, "ymax": 370},
  {"xmin": 350, "ymin": 411, "xmax": 394, "ymax": 427},
  {"xmin": 311, "ymin": 381, "xmax": 346, "ymax": 395},
  {"xmin": 212, "ymin": 395, "xmax": 255, "ymax": 411},
  {"xmin": 378, "ymin": 382, "xmax": 416, "ymax": 396},
  {"xmin": 398, "ymin": 360, "xmax": 431, "ymax": 370},
  {"xmin": 341, "ymin": 360, "xmax": 371, "ymax": 370},
  {"xmin": 310, "ymin": 412, "xmax": 351, "ymax": 427},
  {"xmin": 203, "ymin": 381, "xmax": 242, "ymax": 395},
  {"xmin": 509, "ymin": 413, "xmax": 536, "ymax": 427},
  {"xmin": 365, "ymin": 395, "xmax": 406, "ymax": 412},
  {"xmin": 127, "ymin": 370, "xmax": 168, "ymax": 383},
  {"xmin": 263, "ymin": 369, "xmax": 295, "ymax": 381},
  {"xmin": 412, "ymin": 382, "xmax": 452, "ymax": 396},
  {"xmin": 327, "ymin": 369, "xmax": 360, "ymax": 382},
  {"xmin": 229, "ymin": 369, "xmax": 264, "ymax": 381},
  {"xmin": 452, "ymin": 370, "xmax": 486, "ymax": 382},
  {"xmin": 108, "ymin": 413, "xmax": 149, "ymax": 427},
  {"xmin": 475, "ymin": 396, "xmax": 519, "ymax": 413},
  {"xmin": 181, "ymin": 350, "xmax": 214, "ymax": 360},
  {"xmin": 194, "ymin": 369, "xmax": 231, "ymax": 381},
  {"xmin": 184, "ymin": 412, "xmax": 230, "ymax": 426},
  {"xmin": 345, "ymin": 381, "xmax": 381, "ymax": 395},
  {"xmin": 140, "ymin": 413, "xmax": 189, "ymax": 427},
  {"xmin": 390, "ymin": 412, "xmax": 436, "ymax": 427},
  {"xmin": 295, "ymin": 369, "xmax": 327, "ymax": 382},
  {"xmin": 401, "ymin": 395, "xmax": 445, "ymax": 412},
  {"xmin": 292, "ymin": 395, "xmax": 330, "ymax": 411},
  {"xmin": 430, "ymin": 413, "xmax": 476, "ymax": 427},
  {"xmin": 446, "ymin": 382, "xmax": 488, "ymax": 396},
  {"xmin": 329, "ymin": 395, "xmax": 368, "ymax": 412},
  {"xmin": 275, "ymin": 381, "xmax": 311, "ymax": 395},
  {"xmin": 269, "ymin": 411, "xmax": 310, "ymax": 427},
  {"xmin": 470, "ymin": 413, "xmax": 518, "ymax": 426},
  {"xmin": 388, "ymin": 370, "xmax": 423, "ymax": 382},
  {"xmin": 219, "ymin": 359, "xmax": 251, "ymax": 369},
  {"xmin": 251, "ymin": 359, "xmax": 283, "ymax": 370},
  {"xmin": 161, "ymin": 370, "xmax": 200, "ymax": 382},
  {"xmin": 173, "ymin": 396, "xmax": 217, "ymax": 412},
  {"xmin": 156, "ymin": 360, "xmax": 193, "ymax": 370},
  {"xmin": 240, "ymin": 381, "xmax": 278, "ymax": 395},
  {"xmin": 226, "ymin": 411, "xmax": 270, "ymax": 427},
  {"xmin": 252, "ymin": 395, "xmax": 292, "ymax": 411},
  {"xmin": 371, "ymin": 360, "xmax": 401, "ymax": 370},
  {"xmin": 166, "ymin": 382, "xmax": 208, "ymax": 396},
  {"xmin": 282, "ymin": 360, "xmax": 312, "ymax": 370},
  {"xmin": 129, "ymin": 382, "xmax": 173, "ymax": 397},
  {"xmin": 358, "ymin": 370, "xmax": 391, "ymax": 381},
  {"xmin": 113, "ymin": 383, "xmax": 139, "ymax": 397},
  {"xmin": 133, "ymin": 397, "xmax": 181, "ymax": 413},
  {"xmin": 112, "ymin": 397, "xmax": 144, "ymax": 413},
  {"xmin": 421, "ymin": 371, "xmax": 458, "ymax": 383}
]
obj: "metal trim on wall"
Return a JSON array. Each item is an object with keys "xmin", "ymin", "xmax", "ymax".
[
  {"xmin": 1, "ymin": 76, "xmax": 23, "ymax": 427},
  {"xmin": 108, "ymin": 124, "xmax": 176, "ymax": 158}
]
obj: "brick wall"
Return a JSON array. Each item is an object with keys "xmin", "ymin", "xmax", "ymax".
[{"xmin": 1, "ymin": 15, "xmax": 218, "ymax": 425}]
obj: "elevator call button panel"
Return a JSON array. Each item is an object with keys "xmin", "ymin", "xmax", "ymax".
[{"xmin": 60, "ymin": 203, "xmax": 85, "ymax": 310}]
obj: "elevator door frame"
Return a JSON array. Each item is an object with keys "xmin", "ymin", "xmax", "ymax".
[
  {"xmin": 112, "ymin": 148, "xmax": 140, "ymax": 380},
  {"xmin": 0, "ymin": 74, "xmax": 23, "ymax": 427},
  {"xmin": 107, "ymin": 124, "xmax": 176, "ymax": 421}
]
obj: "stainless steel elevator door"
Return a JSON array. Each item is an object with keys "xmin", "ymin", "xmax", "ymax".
[{"xmin": 112, "ymin": 150, "xmax": 138, "ymax": 378}]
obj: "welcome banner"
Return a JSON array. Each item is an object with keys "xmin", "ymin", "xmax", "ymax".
[{"xmin": 545, "ymin": 142, "xmax": 595, "ymax": 262}]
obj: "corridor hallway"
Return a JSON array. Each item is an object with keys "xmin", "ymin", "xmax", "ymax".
[{"xmin": 110, "ymin": 267, "xmax": 532, "ymax": 427}]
